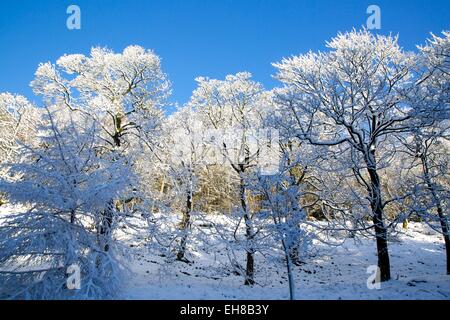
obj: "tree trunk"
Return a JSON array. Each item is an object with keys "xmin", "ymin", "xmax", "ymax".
[
  {"xmin": 112, "ymin": 114, "xmax": 123, "ymax": 147},
  {"xmin": 99, "ymin": 200, "xmax": 114, "ymax": 252},
  {"xmin": 436, "ymin": 202, "xmax": 450, "ymax": 275},
  {"xmin": 112, "ymin": 133, "xmax": 121, "ymax": 147},
  {"xmin": 100, "ymin": 114, "xmax": 120, "ymax": 252},
  {"xmin": 150, "ymin": 175, "xmax": 166, "ymax": 215},
  {"xmin": 240, "ymin": 174, "xmax": 255, "ymax": 285},
  {"xmin": 177, "ymin": 187, "xmax": 192, "ymax": 262},
  {"xmin": 70, "ymin": 209, "xmax": 76, "ymax": 224},
  {"xmin": 282, "ymin": 238, "xmax": 296, "ymax": 300},
  {"xmin": 289, "ymin": 246, "xmax": 303, "ymax": 266},
  {"xmin": 366, "ymin": 151, "xmax": 391, "ymax": 282},
  {"xmin": 422, "ymin": 156, "xmax": 450, "ymax": 275},
  {"xmin": 286, "ymin": 142, "xmax": 303, "ymax": 266},
  {"xmin": 244, "ymin": 250, "xmax": 255, "ymax": 285}
]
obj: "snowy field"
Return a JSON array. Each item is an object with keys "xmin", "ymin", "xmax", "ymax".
[
  {"xmin": 119, "ymin": 216, "xmax": 450, "ymax": 300},
  {"xmin": 1, "ymin": 204, "xmax": 449, "ymax": 300}
]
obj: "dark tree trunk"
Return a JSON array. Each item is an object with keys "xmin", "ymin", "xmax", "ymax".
[
  {"xmin": 99, "ymin": 200, "xmax": 114, "ymax": 252},
  {"xmin": 70, "ymin": 209, "xmax": 76, "ymax": 224},
  {"xmin": 177, "ymin": 188, "xmax": 192, "ymax": 262},
  {"xmin": 286, "ymin": 141, "xmax": 305, "ymax": 266},
  {"xmin": 240, "ymin": 174, "xmax": 255, "ymax": 285},
  {"xmin": 370, "ymin": 198, "xmax": 391, "ymax": 282},
  {"xmin": 112, "ymin": 133, "xmax": 121, "ymax": 147},
  {"xmin": 244, "ymin": 250, "xmax": 255, "ymax": 285},
  {"xmin": 282, "ymin": 238, "xmax": 296, "ymax": 300},
  {"xmin": 100, "ymin": 114, "xmax": 122, "ymax": 253},
  {"xmin": 112, "ymin": 114, "xmax": 123, "ymax": 147},
  {"xmin": 437, "ymin": 203, "xmax": 450, "ymax": 275},
  {"xmin": 422, "ymin": 157, "xmax": 450, "ymax": 275},
  {"xmin": 289, "ymin": 246, "xmax": 304, "ymax": 266},
  {"xmin": 366, "ymin": 151, "xmax": 391, "ymax": 282}
]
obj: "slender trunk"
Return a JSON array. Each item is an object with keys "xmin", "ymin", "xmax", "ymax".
[
  {"xmin": 160, "ymin": 176, "xmax": 166, "ymax": 196},
  {"xmin": 240, "ymin": 174, "xmax": 255, "ymax": 285},
  {"xmin": 290, "ymin": 246, "xmax": 302, "ymax": 266},
  {"xmin": 99, "ymin": 200, "xmax": 114, "ymax": 252},
  {"xmin": 244, "ymin": 250, "xmax": 255, "ymax": 285},
  {"xmin": 436, "ymin": 202, "xmax": 450, "ymax": 275},
  {"xmin": 286, "ymin": 142, "xmax": 303, "ymax": 266},
  {"xmin": 112, "ymin": 114, "xmax": 122, "ymax": 147},
  {"xmin": 150, "ymin": 175, "xmax": 165, "ymax": 215},
  {"xmin": 282, "ymin": 238, "xmax": 296, "ymax": 300},
  {"xmin": 422, "ymin": 156, "xmax": 450, "ymax": 275},
  {"xmin": 99, "ymin": 115, "xmax": 121, "ymax": 252},
  {"xmin": 272, "ymin": 211, "xmax": 296, "ymax": 299},
  {"xmin": 177, "ymin": 187, "xmax": 192, "ymax": 262},
  {"xmin": 112, "ymin": 134, "xmax": 121, "ymax": 147},
  {"xmin": 70, "ymin": 209, "xmax": 75, "ymax": 224},
  {"xmin": 366, "ymin": 151, "xmax": 391, "ymax": 282}
]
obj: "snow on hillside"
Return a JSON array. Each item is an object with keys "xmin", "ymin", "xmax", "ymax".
[
  {"xmin": 119, "ymin": 218, "xmax": 450, "ymax": 300},
  {"xmin": 1, "ymin": 203, "xmax": 449, "ymax": 300}
]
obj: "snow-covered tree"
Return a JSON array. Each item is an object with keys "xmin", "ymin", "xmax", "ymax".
[
  {"xmin": 31, "ymin": 45, "xmax": 170, "ymax": 150},
  {"xmin": 255, "ymin": 157, "xmax": 312, "ymax": 300},
  {"xmin": 0, "ymin": 93, "xmax": 40, "ymax": 206},
  {"xmin": 29, "ymin": 46, "xmax": 171, "ymax": 246},
  {"xmin": 0, "ymin": 93, "xmax": 39, "ymax": 165},
  {"xmin": 189, "ymin": 72, "xmax": 266, "ymax": 285},
  {"xmin": 273, "ymin": 29, "xmax": 418, "ymax": 281},
  {"xmin": 396, "ymin": 31, "xmax": 450, "ymax": 274},
  {"xmin": 163, "ymin": 105, "xmax": 210, "ymax": 262},
  {"xmin": 0, "ymin": 108, "xmax": 132, "ymax": 299}
]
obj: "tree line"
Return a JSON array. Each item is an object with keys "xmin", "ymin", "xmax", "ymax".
[{"xmin": 0, "ymin": 29, "xmax": 448, "ymax": 299}]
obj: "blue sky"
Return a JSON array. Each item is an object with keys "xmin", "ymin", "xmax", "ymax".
[{"xmin": 0, "ymin": 0, "xmax": 449, "ymax": 110}]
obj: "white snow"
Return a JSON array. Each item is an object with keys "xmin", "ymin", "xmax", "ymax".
[
  {"xmin": 118, "ymin": 218, "xmax": 450, "ymax": 300},
  {"xmin": 2, "ymin": 204, "xmax": 449, "ymax": 300}
]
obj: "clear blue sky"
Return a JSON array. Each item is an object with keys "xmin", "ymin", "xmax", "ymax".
[{"xmin": 0, "ymin": 0, "xmax": 449, "ymax": 111}]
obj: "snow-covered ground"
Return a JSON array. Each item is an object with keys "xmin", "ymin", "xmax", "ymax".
[
  {"xmin": 120, "ymin": 219, "xmax": 450, "ymax": 300},
  {"xmin": 1, "ymin": 204, "xmax": 449, "ymax": 300}
]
